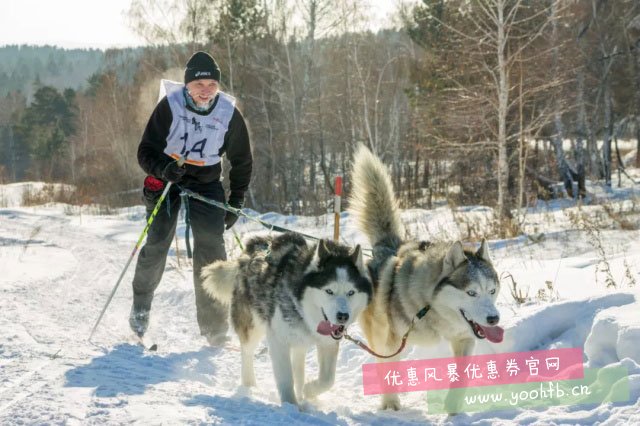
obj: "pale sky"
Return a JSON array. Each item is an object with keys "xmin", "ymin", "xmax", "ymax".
[
  {"xmin": 0, "ymin": 0, "xmax": 405, "ymax": 50},
  {"xmin": 0, "ymin": 0, "xmax": 144, "ymax": 49}
]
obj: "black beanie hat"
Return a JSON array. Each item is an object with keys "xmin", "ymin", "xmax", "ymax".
[{"xmin": 184, "ymin": 51, "xmax": 221, "ymax": 84}]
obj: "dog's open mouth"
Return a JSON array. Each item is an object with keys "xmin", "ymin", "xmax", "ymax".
[
  {"xmin": 317, "ymin": 309, "xmax": 345, "ymax": 340},
  {"xmin": 460, "ymin": 310, "xmax": 504, "ymax": 343}
]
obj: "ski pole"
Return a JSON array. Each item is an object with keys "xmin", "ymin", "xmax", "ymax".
[{"xmin": 89, "ymin": 156, "xmax": 186, "ymax": 341}]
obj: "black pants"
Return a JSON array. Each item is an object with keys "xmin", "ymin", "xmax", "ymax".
[{"xmin": 131, "ymin": 181, "xmax": 228, "ymax": 337}]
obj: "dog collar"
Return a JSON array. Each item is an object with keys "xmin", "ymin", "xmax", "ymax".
[{"xmin": 416, "ymin": 305, "xmax": 430, "ymax": 319}]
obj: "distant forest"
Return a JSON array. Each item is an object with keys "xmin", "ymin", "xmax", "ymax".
[
  {"xmin": 0, "ymin": 46, "xmax": 144, "ymax": 100},
  {"xmin": 1, "ymin": 0, "xmax": 640, "ymax": 237}
]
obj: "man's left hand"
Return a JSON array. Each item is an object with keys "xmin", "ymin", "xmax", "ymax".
[
  {"xmin": 224, "ymin": 198, "xmax": 243, "ymax": 230},
  {"xmin": 224, "ymin": 211, "xmax": 239, "ymax": 230}
]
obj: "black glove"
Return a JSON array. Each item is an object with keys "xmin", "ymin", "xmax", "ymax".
[
  {"xmin": 161, "ymin": 161, "xmax": 186, "ymax": 183},
  {"xmin": 224, "ymin": 196, "xmax": 243, "ymax": 230}
]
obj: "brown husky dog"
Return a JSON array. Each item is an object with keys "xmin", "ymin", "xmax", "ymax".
[{"xmin": 348, "ymin": 145, "xmax": 504, "ymax": 412}]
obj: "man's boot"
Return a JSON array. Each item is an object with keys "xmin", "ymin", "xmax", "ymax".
[{"xmin": 129, "ymin": 303, "xmax": 151, "ymax": 337}]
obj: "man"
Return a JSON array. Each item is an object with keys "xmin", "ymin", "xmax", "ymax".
[{"xmin": 129, "ymin": 51, "xmax": 252, "ymax": 346}]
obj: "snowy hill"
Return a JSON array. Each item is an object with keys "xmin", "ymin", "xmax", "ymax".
[{"xmin": 1, "ymin": 184, "xmax": 639, "ymax": 425}]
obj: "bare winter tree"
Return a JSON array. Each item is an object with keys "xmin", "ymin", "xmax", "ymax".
[
  {"xmin": 412, "ymin": 0, "xmax": 566, "ymax": 228},
  {"xmin": 627, "ymin": 13, "xmax": 640, "ymax": 168},
  {"xmin": 78, "ymin": 69, "xmax": 144, "ymax": 196},
  {"xmin": 128, "ymin": 0, "xmax": 213, "ymax": 62},
  {"xmin": 549, "ymin": 0, "xmax": 578, "ymax": 198},
  {"xmin": 573, "ymin": 0, "xmax": 636, "ymax": 186}
]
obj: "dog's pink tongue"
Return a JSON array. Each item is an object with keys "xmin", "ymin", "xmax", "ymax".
[
  {"xmin": 480, "ymin": 325, "xmax": 504, "ymax": 343},
  {"xmin": 317, "ymin": 320, "xmax": 340, "ymax": 336}
]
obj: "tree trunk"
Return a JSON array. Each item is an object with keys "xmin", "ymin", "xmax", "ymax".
[
  {"xmin": 628, "ymin": 15, "xmax": 640, "ymax": 167},
  {"xmin": 575, "ymin": 72, "xmax": 587, "ymax": 198},
  {"xmin": 635, "ymin": 42, "xmax": 640, "ymax": 168},
  {"xmin": 496, "ymin": 1, "xmax": 511, "ymax": 221},
  {"xmin": 8, "ymin": 126, "xmax": 16, "ymax": 181},
  {"xmin": 552, "ymin": 114, "xmax": 574, "ymax": 198},
  {"xmin": 550, "ymin": 0, "xmax": 574, "ymax": 198},
  {"xmin": 413, "ymin": 151, "xmax": 420, "ymax": 205},
  {"xmin": 603, "ymin": 81, "xmax": 613, "ymax": 187},
  {"xmin": 517, "ymin": 62, "xmax": 527, "ymax": 210}
]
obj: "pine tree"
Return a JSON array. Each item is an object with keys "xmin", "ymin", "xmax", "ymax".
[{"xmin": 14, "ymin": 85, "xmax": 77, "ymax": 180}]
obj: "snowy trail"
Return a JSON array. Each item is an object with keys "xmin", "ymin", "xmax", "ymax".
[
  {"xmin": 1, "ymin": 204, "xmax": 639, "ymax": 425},
  {"xmin": 1, "ymin": 206, "xmax": 385, "ymax": 424},
  {"xmin": 2, "ymin": 208, "xmax": 130, "ymax": 423}
]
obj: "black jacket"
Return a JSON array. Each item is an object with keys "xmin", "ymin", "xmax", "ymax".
[{"xmin": 137, "ymin": 94, "xmax": 252, "ymax": 204}]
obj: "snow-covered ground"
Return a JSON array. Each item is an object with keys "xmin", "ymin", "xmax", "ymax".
[{"xmin": 1, "ymin": 181, "xmax": 639, "ymax": 425}]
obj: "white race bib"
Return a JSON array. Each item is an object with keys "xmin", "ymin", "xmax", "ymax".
[{"xmin": 160, "ymin": 79, "xmax": 236, "ymax": 166}]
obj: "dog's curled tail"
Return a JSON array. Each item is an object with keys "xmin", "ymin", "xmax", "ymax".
[
  {"xmin": 348, "ymin": 144, "xmax": 405, "ymax": 246},
  {"xmin": 200, "ymin": 260, "xmax": 238, "ymax": 305}
]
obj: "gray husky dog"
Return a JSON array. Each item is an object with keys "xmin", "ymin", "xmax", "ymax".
[
  {"xmin": 348, "ymin": 145, "xmax": 504, "ymax": 412},
  {"xmin": 201, "ymin": 233, "xmax": 372, "ymax": 406}
]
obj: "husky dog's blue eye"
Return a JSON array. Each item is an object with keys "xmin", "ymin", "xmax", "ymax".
[
  {"xmin": 325, "ymin": 289, "xmax": 334, "ymax": 295},
  {"xmin": 467, "ymin": 290, "xmax": 477, "ymax": 297},
  {"xmin": 347, "ymin": 290, "xmax": 355, "ymax": 296}
]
